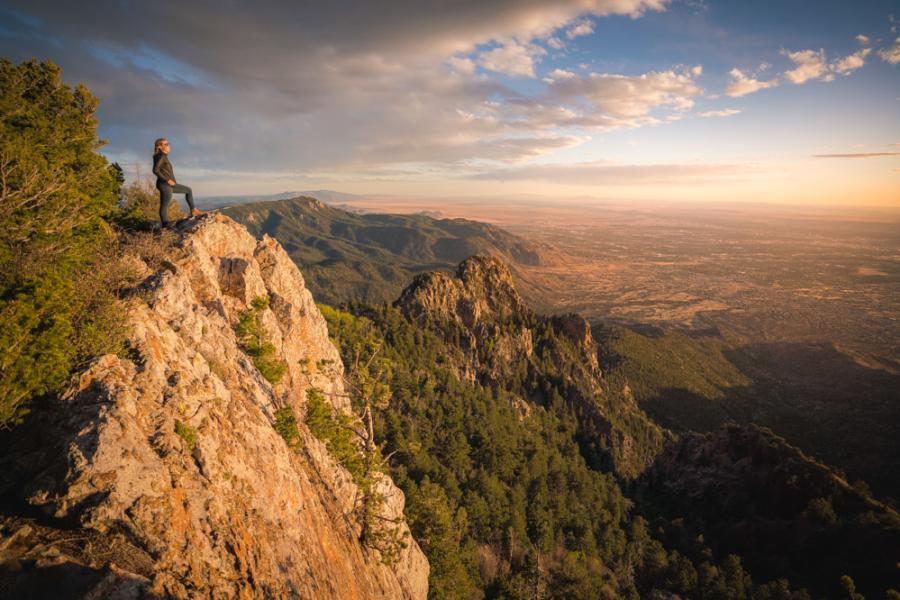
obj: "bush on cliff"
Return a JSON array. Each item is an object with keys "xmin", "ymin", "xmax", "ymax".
[
  {"xmin": 300, "ymin": 319, "xmax": 410, "ymax": 566},
  {"xmin": 0, "ymin": 59, "xmax": 125, "ymax": 426},
  {"xmin": 235, "ymin": 296, "xmax": 287, "ymax": 385},
  {"xmin": 304, "ymin": 388, "xmax": 366, "ymax": 480}
]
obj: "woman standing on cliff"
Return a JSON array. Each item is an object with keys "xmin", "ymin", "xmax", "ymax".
[{"xmin": 153, "ymin": 138, "xmax": 201, "ymax": 227}]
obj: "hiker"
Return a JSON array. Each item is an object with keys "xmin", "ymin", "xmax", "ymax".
[{"xmin": 153, "ymin": 138, "xmax": 201, "ymax": 227}]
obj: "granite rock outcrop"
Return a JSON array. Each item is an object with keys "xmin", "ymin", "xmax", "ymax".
[{"xmin": 0, "ymin": 214, "xmax": 428, "ymax": 599}]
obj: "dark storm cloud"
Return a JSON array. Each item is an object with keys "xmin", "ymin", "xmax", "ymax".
[{"xmin": 0, "ymin": 1, "xmax": 669, "ymax": 179}]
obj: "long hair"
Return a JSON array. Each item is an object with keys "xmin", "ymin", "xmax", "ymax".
[{"xmin": 154, "ymin": 138, "xmax": 167, "ymax": 154}]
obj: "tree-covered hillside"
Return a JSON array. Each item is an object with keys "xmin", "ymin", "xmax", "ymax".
[
  {"xmin": 320, "ymin": 303, "xmax": 811, "ymax": 599},
  {"xmin": 222, "ymin": 196, "xmax": 563, "ymax": 306},
  {"xmin": 595, "ymin": 323, "xmax": 900, "ymax": 502},
  {"xmin": 314, "ymin": 256, "xmax": 900, "ymax": 599},
  {"xmin": 635, "ymin": 424, "xmax": 900, "ymax": 600}
]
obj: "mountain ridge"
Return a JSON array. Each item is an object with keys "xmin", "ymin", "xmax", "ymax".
[{"xmin": 221, "ymin": 195, "xmax": 566, "ymax": 307}]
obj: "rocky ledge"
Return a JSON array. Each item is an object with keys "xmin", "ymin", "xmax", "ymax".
[{"xmin": 0, "ymin": 214, "xmax": 428, "ymax": 599}]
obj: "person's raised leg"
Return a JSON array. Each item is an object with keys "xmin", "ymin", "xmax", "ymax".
[{"xmin": 172, "ymin": 183, "xmax": 200, "ymax": 217}]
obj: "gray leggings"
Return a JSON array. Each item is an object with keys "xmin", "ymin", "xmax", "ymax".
[{"xmin": 157, "ymin": 182, "xmax": 195, "ymax": 224}]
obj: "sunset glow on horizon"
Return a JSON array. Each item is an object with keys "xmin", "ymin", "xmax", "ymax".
[{"xmin": 2, "ymin": 1, "xmax": 898, "ymax": 207}]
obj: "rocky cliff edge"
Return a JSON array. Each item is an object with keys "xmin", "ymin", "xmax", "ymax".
[{"xmin": 0, "ymin": 214, "xmax": 428, "ymax": 599}]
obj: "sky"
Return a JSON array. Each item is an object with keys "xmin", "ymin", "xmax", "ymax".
[{"xmin": 1, "ymin": 0, "xmax": 899, "ymax": 207}]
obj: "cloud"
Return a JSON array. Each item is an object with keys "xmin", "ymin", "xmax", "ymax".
[
  {"xmin": 545, "ymin": 67, "xmax": 703, "ymax": 119},
  {"xmin": 783, "ymin": 48, "xmax": 831, "ymax": 84},
  {"xmin": 3, "ymin": 1, "xmax": 668, "ymax": 73},
  {"xmin": 357, "ymin": 134, "xmax": 586, "ymax": 165},
  {"xmin": 832, "ymin": 48, "xmax": 871, "ymax": 75},
  {"xmin": 566, "ymin": 19, "xmax": 595, "ymax": 39},
  {"xmin": 0, "ymin": 0, "xmax": 676, "ymax": 184},
  {"xmin": 468, "ymin": 161, "xmax": 747, "ymax": 185},
  {"xmin": 813, "ymin": 152, "xmax": 900, "ymax": 159},
  {"xmin": 542, "ymin": 68, "xmax": 576, "ymax": 83},
  {"xmin": 879, "ymin": 37, "xmax": 900, "ymax": 64},
  {"xmin": 478, "ymin": 41, "xmax": 546, "ymax": 77},
  {"xmin": 725, "ymin": 68, "xmax": 778, "ymax": 97},
  {"xmin": 856, "ymin": 34, "xmax": 870, "ymax": 45},
  {"xmin": 697, "ymin": 108, "xmax": 740, "ymax": 118},
  {"xmin": 547, "ymin": 37, "xmax": 565, "ymax": 50},
  {"xmin": 781, "ymin": 46, "xmax": 871, "ymax": 84},
  {"xmin": 446, "ymin": 56, "xmax": 476, "ymax": 75}
]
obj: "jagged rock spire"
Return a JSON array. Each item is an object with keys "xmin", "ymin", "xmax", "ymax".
[{"xmin": 396, "ymin": 255, "xmax": 532, "ymax": 329}]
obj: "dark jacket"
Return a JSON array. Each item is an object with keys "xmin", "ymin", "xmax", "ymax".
[{"xmin": 152, "ymin": 151, "xmax": 175, "ymax": 184}]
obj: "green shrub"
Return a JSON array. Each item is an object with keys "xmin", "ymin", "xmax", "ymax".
[
  {"xmin": 804, "ymin": 497, "xmax": 838, "ymax": 525},
  {"xmin": 305, "ymin": 388, "xmax": 365, "ymax": 480},
  {"xmin": 255, "ymin": 355, "xmax": 287, "ymax": 385},
  {"xmin": 175, "ymin": 420, "xmax": 198, "ymax": 453},
  {"xmin": 0, "ymin": 59, "xmax": 125, "ymax": 426},
  {"xmin": 274, "ymin": 405, "xmax": 301, "ymax": 450},
  {"xmin": 235, "ymin": 295, "xmax": 287, "ymax": 385}
]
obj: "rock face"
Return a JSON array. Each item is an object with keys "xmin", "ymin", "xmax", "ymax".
[
  {"xmin": 549, "ymin": 313, "xmax": 600, "ymax": 375},
  {"xmin": 396, "ymin": 256, "xmax": 535, "ymax": 385},
  {"xmin": 0, "ymin": 215, "xmax": 428, "ymax": 599},
  {"xmin": 394, "ymin": 255, "xmax": 661, "ymax": 477},
  {"xmin": 398, "ymin": 255, "xmax": 532, "ymax": 328}
]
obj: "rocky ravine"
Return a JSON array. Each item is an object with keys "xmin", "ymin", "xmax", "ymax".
[{"xmin": 0, "ymin": 214, "xmax": 428, "ymax": 599}]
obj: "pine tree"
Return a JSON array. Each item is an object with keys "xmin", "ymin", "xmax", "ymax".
[{"xmin": 0, "ymin": 59, "xmax": 123, "ymax": 425}]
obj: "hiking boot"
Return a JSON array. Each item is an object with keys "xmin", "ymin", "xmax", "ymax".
[{"xmin": 190, "ymin": 208, "xmax": 202, "ymax": 217}]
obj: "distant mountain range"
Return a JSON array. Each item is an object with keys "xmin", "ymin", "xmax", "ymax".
[
  {"xmin": 198, "ymin": 189, "xmax": 368, "ymax": 211},
  {"xmin": 221, "ymin": 196, "xmax": 567, "ymax": 306}
]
